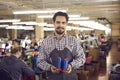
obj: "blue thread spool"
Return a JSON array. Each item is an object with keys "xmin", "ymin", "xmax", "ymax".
[
  {"xmin": 56, "ymin": 57, "xmax": 62, "ymax": 71},
  {"xmin": 63, "ymin": 58, "xmax": 69, "ymax": 72}
]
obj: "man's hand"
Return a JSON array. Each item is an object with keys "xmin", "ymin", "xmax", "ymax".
[
  {"xmin": 51, "ymin": 66, "xmax": 60, "ymax": 73},
  {"xmin": 64, "ymin": 64, "xmax": 72, "ymax": 74}
]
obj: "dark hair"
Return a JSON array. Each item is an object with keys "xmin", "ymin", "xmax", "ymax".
[
  {"xmin": 13, "ymin": 39, "xmax": 20, "ymax": 45},
  {"xmin": 52, "ymin": 11, "xmax": 69, "ymax": 22},
  {"xmin": 34, "ymin": 43, "xmax": 38, "ymax": 46},
  {"xmin": 11, "ymin": 47, "xmax": 22, "ymax": 54}
]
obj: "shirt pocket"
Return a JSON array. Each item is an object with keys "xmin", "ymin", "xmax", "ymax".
[{"xmin": 44, "ymin": 45, "xmax": 55, "ymax": 53}]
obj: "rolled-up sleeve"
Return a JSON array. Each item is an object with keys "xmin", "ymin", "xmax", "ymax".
[
  {"xmin": 70, "ymin": 38, "xmax": 86, "ymax": 69},
  {"xmin": 37, "ymin": 42, "xmax": 52, "ymax": 71}
]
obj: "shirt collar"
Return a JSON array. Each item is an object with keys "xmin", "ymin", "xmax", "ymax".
[{"xmin": 53, "ymin": 33, "xmax": 67, "ymax": 39}]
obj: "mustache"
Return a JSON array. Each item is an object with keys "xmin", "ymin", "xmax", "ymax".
[{"xmin": 56, "ymin": 27, "xmax": 64, "ymax": 29}]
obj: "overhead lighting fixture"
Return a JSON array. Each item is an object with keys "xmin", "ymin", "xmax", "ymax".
[
  {"xmin": 69, "ymin": 15, "xmax": 81, "ymax": 18},
  {"xmin": 66, "ymin": 26, "xmax": 93, "ymax": 31},
  {"xmin": 44, "ymin": 26, "xmax": 93, "ymax": 31},
  {"xmin": 38, "ymin": 14, "xmax": 80, "ymax": 18},
  {"xmin": 69, "ymin": 17, "xmax": 89, "ymax": 20},
  {"xmin": 45, "ymin": 24, "xmax": 54, "ymax": 27},
  {"xmin": 13, "ymin": 9, "xmax": 67, "ymax": 14},
  {"xmin": 43, "ymin": 27, "xmax": 71, "ymax": 31},
  {"xmin": 43, "ymin": 28, "xmax": 54, "ymax": 31},
  {"xmin": 13, "ymin": 21, "xmax": 47, "ymax": 26},
  {"xmin": 13, "ymin": 21, "xmax": 36, "ymax": 25},
  {"xmin": 24, "ymin": 27, "xmax": 34, "ymax": 30},
  {"xmin": 38, "ymin": 15, "xmax": 53, "ymax": 18},
  {"xmin": 69, "ymin": 21, "xmax": 111, "ymax": 30},
  {"xmin": 37, "ymin": 23, "xmax": 47, "ymax": 26},
  {"xmin": 78, "ymin": 27, "xmax": 94, "ymax": 31},
  {"xmin": 0, "ymin": 19, "xmax": 20, "ymax": 23},
  {"xmin": 6, "ymin": 26, "xmax": 33, "ymax": 30},
  {"xmin": 0, "ymin": 25, "xmax": 9, "ymax": 27}
]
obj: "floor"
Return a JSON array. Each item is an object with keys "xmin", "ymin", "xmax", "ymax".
[{"xmin": 89, "ymin": 43, "xmax": 120, "ymax": 80}]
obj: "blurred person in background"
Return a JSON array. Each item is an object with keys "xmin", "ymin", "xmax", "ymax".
[
  {"xmin": 11, "ymin": 39, "xmax": 20, "ymax": 49},
  {"xmin": 0, "ymin": 46, "xmax": 35, "ymax": 80}
]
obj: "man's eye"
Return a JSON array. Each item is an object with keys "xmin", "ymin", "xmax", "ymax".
[{"xmin": 62, "ymin": 22, "xmax": 66, "ymax": 24}]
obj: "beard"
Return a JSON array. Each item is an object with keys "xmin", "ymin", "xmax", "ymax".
[{"xmin": 55, "ymin": 27, "xmax": 65, "ymax": 35}]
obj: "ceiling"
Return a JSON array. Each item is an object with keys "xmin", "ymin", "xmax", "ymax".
[{"xmin": 0, "ymin": 0, "xmax": 120, "ymax": 26}]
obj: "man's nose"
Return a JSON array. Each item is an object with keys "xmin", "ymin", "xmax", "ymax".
[{"xmin": 59, "ymin": 22, "xmax": 63, "ymax": 26}]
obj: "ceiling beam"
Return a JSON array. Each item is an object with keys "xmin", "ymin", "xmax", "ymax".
[
  {"xmin": 0, "ymin": 9, "xmax": 13, "ymax": 15},
  {"xmin": 67, "ymin": 5, "xmax": 120, "ymax": 12}
]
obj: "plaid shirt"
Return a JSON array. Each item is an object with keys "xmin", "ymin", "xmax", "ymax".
[{"xmin": 37, "ymin": 34, "xmax": 85, "ymax": 70}]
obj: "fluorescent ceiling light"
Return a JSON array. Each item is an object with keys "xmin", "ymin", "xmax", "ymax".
[
  {"xmin": 6, "ymin": 27, "xmax": 24, "ymax": 29},
  {"xmin": 66, "ymin": 26, "xmax": 93, "ymax": 31},
  {"xmin": 38, "ymin": 14, "xmax": 80, "ymax": 18},
  {"xmin": 69, "ymin": 15, "xmax": 81, "ymax": 18},
  {"xmin": 13, "ymin": 9, "xmax": 67, "ymax": 14},
  {"xmin": 37, "ymin": 23, "xmax": 47, "ymax": 26},
  {"xmin": 24, "ymin": 28, "xmax": 34, "ymax": 30},
  {"xmin": 43, "ymin": 27, "xmax": 71, "ymax": 31},
  {"xmin": 7, "ymin": 26, "xmax": 33, "ymax": 27},
  {"xmin": 6, "ymin": 26, "xmax": 33, "ymax": 30},
  {"xmin": 13, "ymin": 21, "xmax": 36, "ymax": 25},
  {"xmin": 69, "ymin": 21, "xmax": 110, "ymax": 30},
  {"xmin": 45, "ymin": 24, "xmax": 54, "ymax": 27},
  {"xmin": 44, "ymin": 24, "xmax": 93, "ymax": 31},
  {"xmin": 13, "ymin": 22, "xmax": 47, "ymax": 26},
  {"xmin": 44, "ymin": 28, "xmax": 54, "ymax": 31},
  {"xmin": 0, "ymin": 19, "xmax": 20, "ymax": 23},
  {"xmin": 69, "ymin": 17, "xmax": 89, "ymax": 20},
  {"xmin": 0, "ymin": 25, "xmax": 9, "ymax": 27},
  {"xmin": 38, "ymin": 15, "xmax": 53, "ymax": 18},
  {"xmin": 78, "ymin": 28, "xmax": 94, "ymax": 31},
  {"xmin": 44, "ymin": 26, "xmax": 93, "ymax": 31}
]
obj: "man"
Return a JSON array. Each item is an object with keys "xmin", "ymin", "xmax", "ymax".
[
  {"xmin": 37, "ymin": 11, "xmax": 85, "ymax": 80},
  {"xmin": 87, "ymin": 31, "xmax": 98, "ymax": 48},
  {"xmin": 0, "ymin": 46, "xmax": 35, "ymax": 80}
]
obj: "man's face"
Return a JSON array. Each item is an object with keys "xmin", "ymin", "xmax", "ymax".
[{"xmin": 54, "ymin": 16, "xmax": 67, "ymax": 35}]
